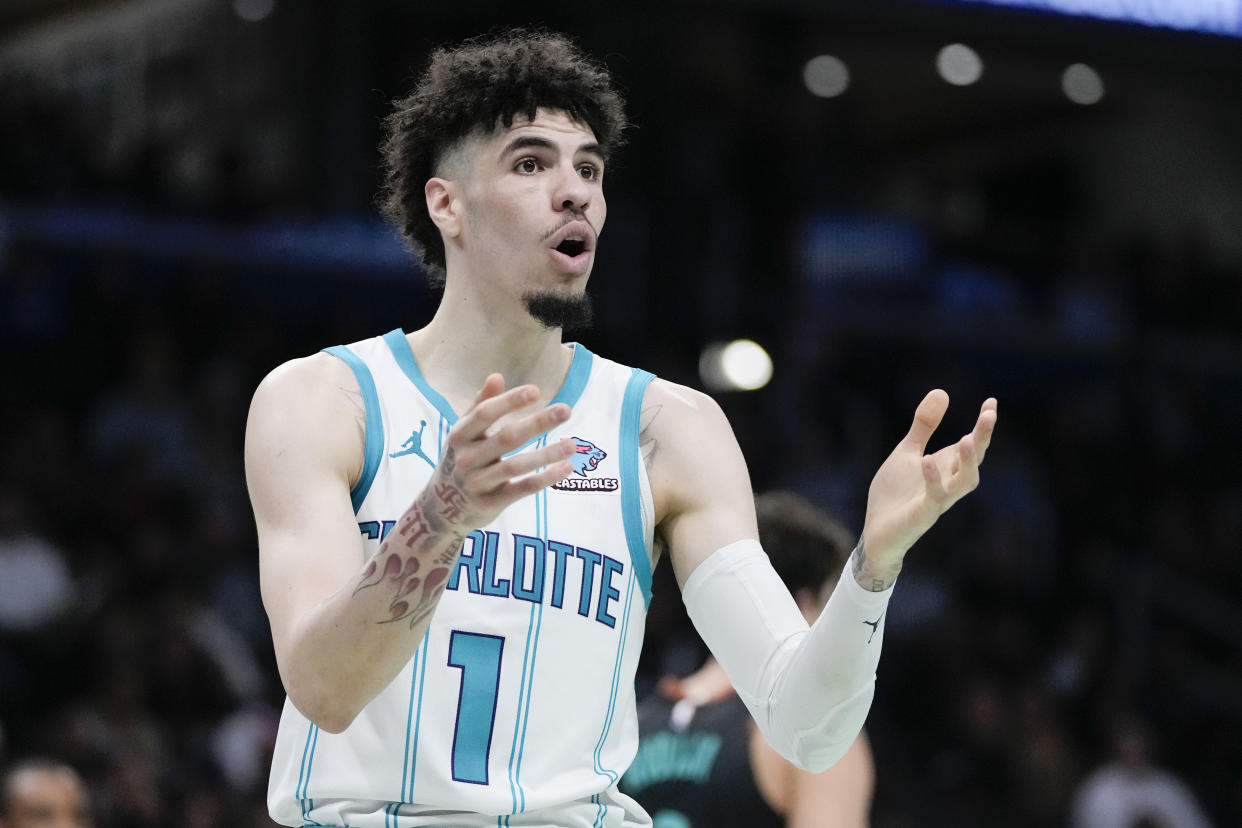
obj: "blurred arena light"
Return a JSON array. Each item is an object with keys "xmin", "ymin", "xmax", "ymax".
[
  {"xmin": 1062, "ymin": 63, "xmax": 1105, "ymax": 105},
  {"xmin": 944, "ymin": 0, "xmax": 1242, "ymax": 37},
  {"xmin": 803, "ymin": 55, "xmax": 851, "ymax": 98},
  {"xmin": 936, "ymin": 43, "xmax": 984, "ymax": 86},
  {"xmin": 233, "ymin": 0, "xmax": 276, "ymax": 22},
  {"xmin": 699, "ymin": 340, "xmax": 774, "ymax": 392}
]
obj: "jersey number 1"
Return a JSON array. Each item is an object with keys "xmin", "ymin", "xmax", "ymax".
[{"xmin": 447, "ymin": 630, "xmax": 504, "ymax": 785}]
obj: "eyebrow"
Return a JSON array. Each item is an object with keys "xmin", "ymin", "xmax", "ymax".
[{"xmin": 500, "ymin": 135, "xmax": 605, "ymax": 163}]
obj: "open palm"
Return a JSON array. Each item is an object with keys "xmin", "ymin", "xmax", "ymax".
[{"xmin": 862, "ymin": 390, "xmax": 998, "ymax": 565}]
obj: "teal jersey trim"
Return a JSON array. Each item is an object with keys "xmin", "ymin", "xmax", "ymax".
[
  {"xmin": 296, "ymin": 722, "xmax": 320, "ymax": 818},
  {"xmin": 508, "ymin": 478, "xmax": 550, "ymax": 813},
  {"xmin": 507, "ymin": 343, "xmax": 593, "ymax": 455},
  {"xmin": 551, "ymin": 341, "xmax": 594, "ymax": 411},
  {"xmin": 506, "ymin": 470, "xmax": 548, "ymax": 814},
  {"xmin": 400, "ymin": 629, "xmax": 431, "ymax": 803},
  {"xmin": 619, "ymin": 368, "xmax": 656, "ymax": 608},
  {"xmin": 591, "ymin": 569, "xmax": 638, "ymax": 817},
  {"xmin": 323, "ymin": 344, "xmax": 384, "ymax": 514},
  {"xmin": 380, "ymin": 329, "xmax": 595, "ymax": 453},
  {"xmin": 399, "ymin": 423, "xmax": 445, "ymax": 804},
  {"xmin": 507, "ymin": 602, "xmax": 538, "ymax": 812},
  {"xmin": 408, "ymin": 629, "xmax": 430, "ymax": 800},
  {"xmin": 382, "ymin": 329, "xmax": 459, "ymax": 425},
  {"xmin": 400, "ymin": 648, "xmax": 419, "ymax": 801}
]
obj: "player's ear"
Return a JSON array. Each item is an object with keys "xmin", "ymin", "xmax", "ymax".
[{"xmin": 426, "ymin": 177, "xmax": 462, "ymax": 240}]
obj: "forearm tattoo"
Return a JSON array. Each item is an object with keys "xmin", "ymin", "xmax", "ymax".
[
  {"xmin": 850, "ymin": 538, "xmax": 897, "ymax": 592},
  {"xmin": 352, "ymin": 472, "xmax": 468, "ymax": 628}
]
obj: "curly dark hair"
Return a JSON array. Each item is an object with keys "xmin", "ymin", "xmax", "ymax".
[
  {"xmin": 379, "ymin": 29, "xmax": 628, "ymax": 282},
  {"xmin": 755, "ymin": 491, "xmax": 856, "ymax": 597}
]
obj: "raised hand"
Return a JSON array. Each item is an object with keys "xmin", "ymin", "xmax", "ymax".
[
  {"xmin": 856, "ymin": 390, "xmax": 998, "ymax": 587},
  {"xmin": 425, "ymin": 373, "xmax": 576, "ymax": 531},
  {"xmin": 352, "ymin": 374, "xmax": 575, "ymax": 629}
]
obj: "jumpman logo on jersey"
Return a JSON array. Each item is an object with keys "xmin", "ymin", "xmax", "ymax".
[
  {"xmin": 862, "ymin": 613, "xmax": 883, "ymax": 644},
  {"xmin": 390, "ymin": 420, "xmax": 435, "ymax": 468}
]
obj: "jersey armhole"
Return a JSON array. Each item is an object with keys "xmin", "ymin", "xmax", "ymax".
[
  {"xmin": 619, "ymin": 368, "xmax": 657, "ymax": 608},
  {"xmin": 323, "ymin": 345, "xmax": 385, "ymax": 514}
]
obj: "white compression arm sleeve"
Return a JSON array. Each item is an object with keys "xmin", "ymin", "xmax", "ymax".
[{"xmin": 680, "ymin": 538, "xmax": 894, "ymax": 772}]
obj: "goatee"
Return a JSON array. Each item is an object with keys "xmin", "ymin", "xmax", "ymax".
[{"xmin": 522, "ymin": 290, "xmax": 594, "ymax": 333}]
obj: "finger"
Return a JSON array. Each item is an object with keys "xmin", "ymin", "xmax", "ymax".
[
  {"xmin": 473, "ymin": 373, "xmax": 506, "ymax": 406},
  {"xmin": 473, "ymin": 403, "xmax": 572, "ymax": 466},
  {"xmin": 492, "ymin": 459, "xmax": 575, "ymax": 502},
  {"xmin": 453, "ymin": 383, "xmax": 541, "ymax": 442},
  {"xmin": 469, "ymin": 438, "xmax": 576, "ymax": 492},
  {"xmin": 904, "ymin": 389, "xmax": 950, "ymax": 453},
  {"xmin": 946, "ymin": 433, "xmax": 980, "ymax": 498},
  {"xmin": 972, "ymin": 398, "xmax": 998, "ymax": 464}
]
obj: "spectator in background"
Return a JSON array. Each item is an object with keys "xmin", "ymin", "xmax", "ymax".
[
  {"xmin": 0, "ymin": 758, "xmax": 93, "ymax": 828},
  {"xmin": 0, "ymin": 488, "xmax": 75, "ymax": 636},
  {"xmin": 621, "ymin": 492, "xmax": 874, "ymax": 827},
  {"xmin": 1070, "ymin": 716, "xmax": 1214, "ymax": 828}
]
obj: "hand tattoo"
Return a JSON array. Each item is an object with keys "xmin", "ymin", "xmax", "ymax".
[{"xmin": 439, "ymin": 445, "xmax": 458, "ymax": 476}]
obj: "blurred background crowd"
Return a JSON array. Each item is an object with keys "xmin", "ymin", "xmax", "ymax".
[{"xmin": 1, "ymin": 1, "xmax": 1240, "ymax": 826}]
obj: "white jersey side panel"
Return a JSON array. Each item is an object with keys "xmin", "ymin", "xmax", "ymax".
[{"xmin": 268, "ymin": 330, "xmax": 656, "ymax": 828}]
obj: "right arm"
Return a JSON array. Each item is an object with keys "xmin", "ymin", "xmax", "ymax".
[{"xmin": 245, "ymin": 359, "xmax": 573, "ymax": 732}]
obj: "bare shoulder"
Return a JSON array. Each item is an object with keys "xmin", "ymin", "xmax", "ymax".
[
  {"xmin": 251, "ymin": 350, "xmax": 359, "ymax": 405},
  {"xmin": 640, "ymin": 378, "xmax": 733, "ymax": 455},
  {"xmin": 245, "ymin": 351, "xmax": 367, "ymax": 493},
  {"xmin": 641, "ymin": 378, "xmax": 751, "ymax": 535}
]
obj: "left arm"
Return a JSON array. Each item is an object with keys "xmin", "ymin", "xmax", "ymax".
[
  {"xmin": 651, "ymin": 379, "xmax": 880, "ymax": 770},
  {"xmin": 649, "ymin": 381, "xmax": 996, "ymax": 772},
  {"xmin": 645, "ymin": 379, "xmax": 761, "ymax": 586}
]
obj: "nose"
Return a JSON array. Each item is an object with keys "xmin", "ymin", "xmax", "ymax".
[{"xmin": 552, "ymin": 163, "xmax": 591, "ymax": 213}]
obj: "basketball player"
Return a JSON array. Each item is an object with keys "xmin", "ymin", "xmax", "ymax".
[
  {"xmin": 0, "ymin": 759, "xmax": 94, "ymax": 828},
  {"xmin": 244, "ymin": 29, "xmax": 997, "ymax": 827},
  {"xmin": 621, "ymin": 492, "xmax": 874, "ymax": 828}
]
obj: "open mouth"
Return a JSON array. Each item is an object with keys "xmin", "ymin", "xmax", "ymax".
[{"xmin": 555, "ymin": 238, "xmax": 587, "ymax": 257}]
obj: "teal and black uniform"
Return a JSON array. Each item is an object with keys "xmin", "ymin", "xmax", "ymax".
[{"xmin": 621, "ymin": 691, "xmax": 783, "ymax": 828}]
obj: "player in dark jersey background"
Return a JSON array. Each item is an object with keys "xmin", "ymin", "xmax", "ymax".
[{"xmin": 622, "ymin": 492, "xmax": 874, "ymax": 828}]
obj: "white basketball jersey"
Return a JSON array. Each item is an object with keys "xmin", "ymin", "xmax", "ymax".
[{"xmin": 268, "ymin": 329, "xmax": 656, "ymax": 828}]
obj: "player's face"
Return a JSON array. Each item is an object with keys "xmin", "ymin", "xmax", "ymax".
[
  {"xmin": 459, "ymin": 108, "xmax": 606, "ymax": 299},
  {"xmin": 3, "ymin": 768, "xmax": 93, "ymax": 828}
]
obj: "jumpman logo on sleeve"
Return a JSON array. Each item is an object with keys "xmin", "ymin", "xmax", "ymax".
[
  {"xmin": 390, "ymin": 419, "xmax": 435, "ymax": 469},
  {"xmin": 862, "ymin": 613, "xmax": 883, "ymax": 644}
]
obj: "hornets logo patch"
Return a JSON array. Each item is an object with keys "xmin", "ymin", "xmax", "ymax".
[{"xmin": 554, "ymin": 437, "xmax": 619, "ymax": 492}]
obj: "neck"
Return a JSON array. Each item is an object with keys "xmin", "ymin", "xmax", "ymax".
[{"xmin": 408, "ymin": 273, "xmax": 574, "ymax": 411}]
